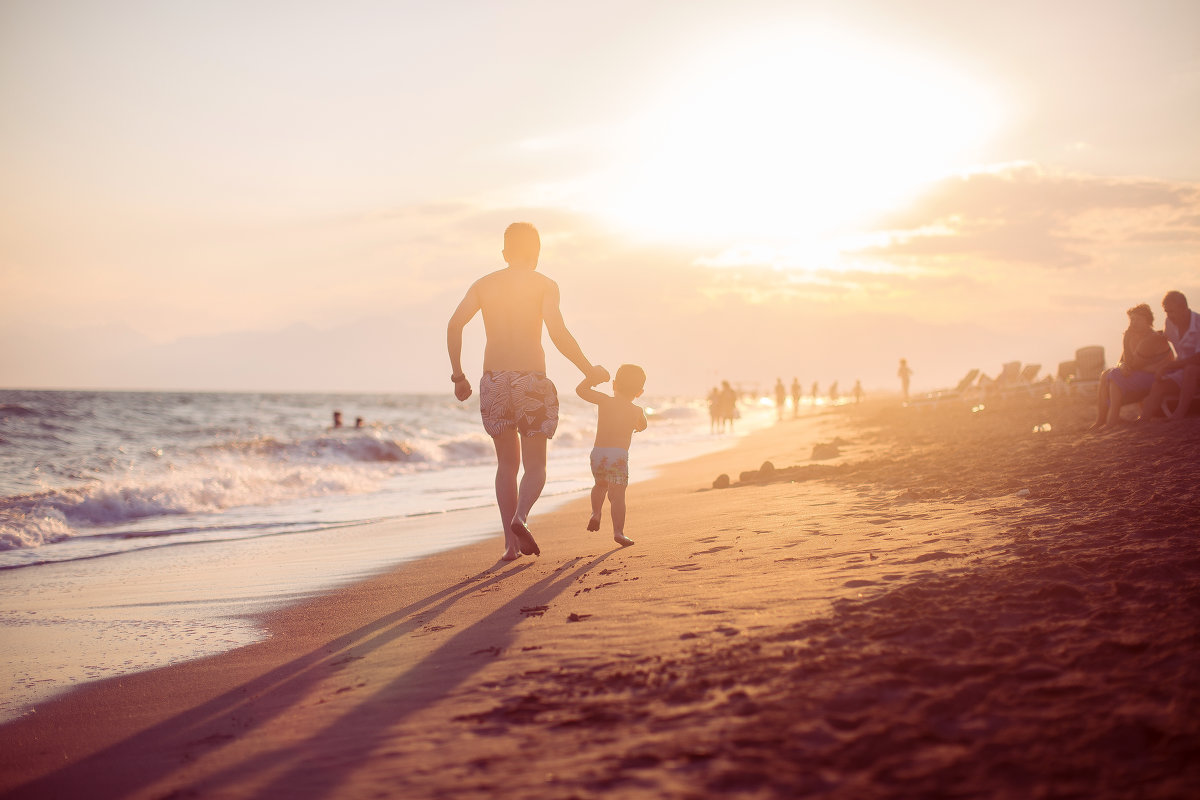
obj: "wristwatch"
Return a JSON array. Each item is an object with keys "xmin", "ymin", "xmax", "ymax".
[{"xmin": 451, "ymin": 373, "xmax": 466, "ymax": 382}]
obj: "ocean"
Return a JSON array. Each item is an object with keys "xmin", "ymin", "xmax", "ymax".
[{"xmin": 0, "ymin": 388, "xmax": 772, "ymax": 720}]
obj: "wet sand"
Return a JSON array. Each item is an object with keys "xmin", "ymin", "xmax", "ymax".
[{"xmin": 1, "ymin": 395, "xmax": 1197, "ymax": 798}]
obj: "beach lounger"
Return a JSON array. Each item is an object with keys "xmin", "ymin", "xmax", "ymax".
[{"xmin": 1069, "ymin": 346, "xmax": 1105, "ymax": 396}]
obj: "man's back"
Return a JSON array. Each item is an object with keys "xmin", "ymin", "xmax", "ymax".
[{"xmin": 473, "ymin": 268, "xmax": 553, "ymax": 373}]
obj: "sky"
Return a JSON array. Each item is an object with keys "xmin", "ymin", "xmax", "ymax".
[{"xmin": 2, "ymin": 0, "xmax": 1198, "ymax": 395}]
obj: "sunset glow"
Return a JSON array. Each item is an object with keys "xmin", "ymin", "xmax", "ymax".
[
  {"xmin": 1, "ymin": 2, "xmax": 1197, "ymax": 394},
  {"xmin": 591, "ymin": 28, "xmax": 1006, "ymax": 244}
]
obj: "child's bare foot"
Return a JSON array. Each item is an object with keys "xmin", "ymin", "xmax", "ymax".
[
  {"xmin": 614, "ymin": 534, "xmax": 635, "ymax": 547},
  {"xmin": 510, "ymin": 519, "xmax": 540, "ymax": 556},
  {"xmin": 587, "ymin": 516, "xmax": 601, "ymax": 531}
]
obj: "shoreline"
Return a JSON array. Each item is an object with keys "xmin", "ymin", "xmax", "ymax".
[
  {"xmin": 0, "ymin": 407, "xmax": 772, "ymax": 724},
  {"xmin": 2, "ymin": 398, "xmax": 1197, "ymax": 798}
]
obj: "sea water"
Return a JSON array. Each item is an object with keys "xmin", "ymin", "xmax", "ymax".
[{"xmin": 0, "ymin": 389, "xmax": 771, "ymax": 720}]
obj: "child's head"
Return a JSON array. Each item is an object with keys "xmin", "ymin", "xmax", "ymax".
[
  {"xmin": 613, "ymin": 364, "xmax": 646, "ymax": 398},
  {"xmin": 503, "ymin": 222, "xmax": 540, "ymax": 268}
]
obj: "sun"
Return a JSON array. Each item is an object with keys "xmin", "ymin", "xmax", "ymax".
[{"xmin": 590, "ymin": 27, "xmax": 1006, "ymax": 247}]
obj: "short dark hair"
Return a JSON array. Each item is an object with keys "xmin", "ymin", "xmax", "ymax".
[
  {"xmin": 503, "ymin": 222, "xmax": 540, "ymax": 262},
  {"xmin": 1163, "ymin": 290, "xmax": 1188, "ymax": 307},
  {"xmin": 614, "ymin": 364, "xmax": 646, "ymax": 396}
]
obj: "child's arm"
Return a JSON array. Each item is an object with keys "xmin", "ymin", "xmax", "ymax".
[
  {"xmin": 576, "ymin": 377, "xmax": 607, "ymax": 405},
  {"xmin": 633, "ymin": 405, "xmax": 648, "ymax": 433}
]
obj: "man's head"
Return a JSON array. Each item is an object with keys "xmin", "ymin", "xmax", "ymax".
[
  {"xmin": 1163, "ymin": 290, "xmax": 1190, "ymax": 329},
  {"xmin": 503, "ymin": 222, "xmax": 541, "ymax": 269},
  {"xmin": 614, "ymin": 364, "xmax": 646, "ymax": 398},
  {"xmin": 1127, "ymin": 303, "xmax": 1154, "ymax": 326}
]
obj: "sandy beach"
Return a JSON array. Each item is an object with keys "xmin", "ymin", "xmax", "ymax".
[{"xmin": 1, "ymin": 394, "xmax": 1197, "ymax": 799}]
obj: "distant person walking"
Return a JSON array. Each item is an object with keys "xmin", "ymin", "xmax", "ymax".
[
  {"xmin": 719, "ymin": 381, "xmax": 738, "ymax": 432},
  {"xmin": 811, "ymin": 381, "xmax": 819, "ymax": 407},
  {"xmin": 829, "ymin": 381, "xmax": 839, "ymax": 404},
  {"xmin": 707, "ymin": 386, "xmax": 721, "ymax": 433},
  {"xmin": 774, "ymin": 378, "xmax": 786, "ymax": 421},
  {"xmin": 898, "ymin": 358, "xmax": 914, "ymax": 402},
  {"xmin": 447, "ymin": 222, "xmax": 608, "ymax": 561},
  {"xmin": 853, "ymin": 380, "xmax": 864, "ymax": 404},
  {"xmin": 790, "ymin": 377, "xmax": 801, "ymax": 418}
]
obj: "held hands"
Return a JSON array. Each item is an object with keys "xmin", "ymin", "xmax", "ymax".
[{"xmin": 587, "ymin": 364, "xmax": 610, "ymax": 386}]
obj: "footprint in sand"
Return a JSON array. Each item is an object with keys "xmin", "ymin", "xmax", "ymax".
[
  {"xmin": 690, "ymin": 546, "xmax": 733, "ymax": 557},
  {"xmin": 670, "ymin": 564, "xmax": 703, "ymax": 572},
  {"xmin": 520, "ymin": 605, "xmax": 549, "ymax": 617}
]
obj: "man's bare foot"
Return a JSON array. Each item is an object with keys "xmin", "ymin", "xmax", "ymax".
[
  {"xmin": 510, "ymin": 519, "xmax": 540, "ymax": 556},
  {"xmin": 501, "ymin": 547, "xmax": 521, "ymax": 562},
  {"xmin": 587, "ymin": 516, "xmax": 601, "ymax": 531},
  {"xmin": 614, "ymin": 534, "xmax": 635, "ymax": 547}
]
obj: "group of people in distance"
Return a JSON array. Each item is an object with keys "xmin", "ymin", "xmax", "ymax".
[{"xmin": 1091, "ymin": 290, "xmax": 1200, "ymax": 429}]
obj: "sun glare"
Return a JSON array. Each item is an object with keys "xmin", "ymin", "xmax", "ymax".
[{"xmin": 592, "ymin": 28, "xmax": 1005, "ymax": 248}]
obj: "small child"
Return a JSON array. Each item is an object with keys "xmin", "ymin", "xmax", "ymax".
[{"xmin": 577, "ymin": 364, "xmax": 649, "ymax": 547}]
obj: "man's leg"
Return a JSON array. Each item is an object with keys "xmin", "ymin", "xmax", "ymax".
[
  {"xmin": 515, "ymin": 434, "xmax": 547, "ymax": 525},
  {"xmin": 1168, "ymin": 366, "xmax": 1198, "ymax": 420},
  {"xmin": 492, "ymin": 428, "xmax": 521, "ymax": 560},
  {"xmin": 1139, "ymin": 379, "xmax": 1175, "ymax": 421}
]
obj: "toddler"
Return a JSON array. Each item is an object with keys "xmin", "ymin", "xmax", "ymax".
[{"xmin": 577, "ymin": 364, "xmax": 648, "ymax": 546}]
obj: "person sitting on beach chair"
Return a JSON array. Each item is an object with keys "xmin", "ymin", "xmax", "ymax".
[
  {"xmin": 578, "ymin": 364, "xmax": 649, "ymax": 547},
  {"xmin": 447, "ymin": 222, "xmax": 609, "ymax": 561}
]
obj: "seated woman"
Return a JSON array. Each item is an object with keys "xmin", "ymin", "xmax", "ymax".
[{"xmin": 1091, "ymin": 304, "xmax": 1167, "ymax": 429}]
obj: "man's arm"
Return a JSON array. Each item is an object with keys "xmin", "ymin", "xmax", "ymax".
[
  {"xmin": 447, "ymin": 284, "xmax": 481, "ymax": 402},
  {"xmin": 543, "ymin": 279, "xmax": 608, "ymax": 383},
  {"xmin": 1158, "ymin": 351, "xmax": 1200, "ymax": 377}
]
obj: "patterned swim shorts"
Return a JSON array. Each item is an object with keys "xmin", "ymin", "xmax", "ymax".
[
  {"xmin": 590, "ymin": 447, "xmax": 629, "ymax": 486},
  {"xmin": 479, "ymin": 371, "xmax": 559, "ymax": 438}
]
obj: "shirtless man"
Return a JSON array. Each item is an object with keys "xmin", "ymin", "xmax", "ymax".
[{"xmin": 447, "ymin": 222, "xmax": 608, "ymax": 560}]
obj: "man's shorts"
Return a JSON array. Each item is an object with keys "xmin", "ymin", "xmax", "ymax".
[
  {"xmin": 479, "ymin": 371, "xmax": 559, "ymax": 438},
  {"xmin": 590, "ymin": 447, "xmax": 629, "ymax": 486}
]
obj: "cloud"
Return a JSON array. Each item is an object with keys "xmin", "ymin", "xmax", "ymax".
[{"xmin": 856, "ymin": 164, "xmax": 1200, "ymax": 268}]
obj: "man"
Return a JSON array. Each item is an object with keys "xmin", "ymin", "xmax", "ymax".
[
  {"xmin": 447, "ymin": 222, "xmax": 608, "ymax": 560},
  {"xmin": 1141, "ymin": 290, "xmax": 1200, "ymax": 421}
]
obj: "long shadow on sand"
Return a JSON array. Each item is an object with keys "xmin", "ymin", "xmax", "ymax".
[{"xmin": 7, "ymin": 551, "xmax": 615, "ymax": 799}]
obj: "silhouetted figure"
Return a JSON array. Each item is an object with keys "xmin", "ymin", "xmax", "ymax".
[
  {"xmin": 811, "ymin": 381, "xmax": 819, "ymax": 407},
  {"xmin": 578, "ymin": 364, "xmax": 648, "ymax": 547},
  {"xmin": 853, "ymin": 380, "xmax": 864, "ymax": 404},
  {"xmin": 707, "ymin": 386, "xmax": 720, "ymax": 433},
  {"xmin": 1141, "ymin": 290, "xmax": 1200, "ymax": 421},
  {"xmin": 447, "ymin": 222, "xmax": 609, "ymax": 561},
  {"xmin": 898, "ymin": 358, "xmax": 913, "ymax": 402},
  {"xmin": 829, "ymin": 381, "xmax": 839, "ymax": 404},
  {"xmin": 332, "ymin": 410, "xmax": 343, "ymax": 428},
  {"xmin": 790, "ymin": 377, "xmax": 801, "ymax": 418},
  {"xmin": 719, "ymin": 381, "xmax": 737, "ymax": 432},
  {"xmin": 774, "ymin": 378, "xmax": 786, "ymax": 421},
  {"xmin": 354, "ymin": 416, "xmax": 364, "ymax": 428},
  {"xmin": 1090, "ymin": 304, "xmax": 1165, "ymax": 429}
]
